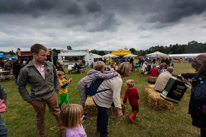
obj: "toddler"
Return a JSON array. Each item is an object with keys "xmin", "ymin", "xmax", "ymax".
[
  {"xmin": 58, "ymin": 71, "xmax": 72, "ymax": 109},
  {"xmin": 123, "ymin": 80, "xmax": 140, "ymax": 123},
  {"xmin": 60, "ymin": 104, "xmax": 87, "ymax": 137},
  {"xmin": 78, "ymin": 61, "xmax": 119, "ymax": 107}
]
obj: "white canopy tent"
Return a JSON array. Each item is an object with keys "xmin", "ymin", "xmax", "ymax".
[
  {"xmin": 169, "ymin": 53, "xmax": 203, "ymax": 58},
  {"xmin": 123, "ymin": 53, "xmax": 138, "ymax": 57},
  {"xmin": 92, "ymin": 53, "xmax": 103, "ymax": 58},
  {"xmin": 146, "ymin": 51, "xmax": 168, "ymax": 57},
  {"xmin": 103, "ymin": 54, "xmax": 118, "ymax": 58}
]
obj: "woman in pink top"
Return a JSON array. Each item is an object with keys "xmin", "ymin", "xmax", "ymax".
[{"xmin": 149, "ymin": 64, "xmax": 159, "ymax": 77}]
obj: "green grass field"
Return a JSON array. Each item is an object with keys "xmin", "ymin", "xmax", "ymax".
[{"xmin": 1, "ymin": 62, "xmax": 200, "ymax": 137}]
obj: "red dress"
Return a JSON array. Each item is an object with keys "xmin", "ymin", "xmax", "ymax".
[
  {"xmin": 123, "ymin": 88, "xmax": 139, "ymax": 106},
  {"xmin": 149, "ymin": 67, "xmax": 159, "ymax": 77}
]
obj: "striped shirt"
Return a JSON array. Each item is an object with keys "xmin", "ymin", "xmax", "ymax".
[
  {"xmin": 81, "ymin": 70, "xmax": 118, "ymax": 88},
  {"xmin": 93, "ymin": 76, "xmax": 122, "ymax": 109}
]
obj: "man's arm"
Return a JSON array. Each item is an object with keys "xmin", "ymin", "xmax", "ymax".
[
  {"xmin": 53, "ymin": 65, "xmax": 60, "ymax": 94},
  {"xmin": 18, "ymin": 68, "xmax": 32, "ymax": 103}
]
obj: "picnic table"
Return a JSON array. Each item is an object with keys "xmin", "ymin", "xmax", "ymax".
[
  {"xmin": 69, "ymin": 66, "xmax": 86, "ymax": 74},
  {"xmin": 0, "ymin": 70, "xmax": 11, "ymax": 75}
]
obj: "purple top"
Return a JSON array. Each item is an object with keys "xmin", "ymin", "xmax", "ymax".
[{"xmin": 66, "ymin": 124, "xmax": 87, "ymax": 137}]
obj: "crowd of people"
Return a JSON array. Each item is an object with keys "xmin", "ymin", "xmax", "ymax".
[{"xmin": 0, "ymin": 43, "xmax": 205, "ymax": 137}]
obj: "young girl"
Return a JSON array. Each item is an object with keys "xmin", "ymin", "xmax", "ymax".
[
  {"xmin": 123, "ymin": 80, "xmax": 140, "ymax": 123},
  {"xmin": 60, "ymin": 104, "xmax": 87, "ymax": 137}
]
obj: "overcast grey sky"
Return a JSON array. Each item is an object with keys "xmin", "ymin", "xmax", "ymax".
[{"xmin": 0, "ymin": 0, "xmax": 206, "ymax": 52}]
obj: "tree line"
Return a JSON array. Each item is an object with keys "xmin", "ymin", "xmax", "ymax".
[
  {"xmin": 3, "ymin": 40, "xmax": 206, "ymax": 56},
  {"xmin": 131, "ymin": 40, "xmax": 206, "ymax": 56}
]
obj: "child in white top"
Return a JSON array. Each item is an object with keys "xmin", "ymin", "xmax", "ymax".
[{"xmin": 60, "ymin": 104, "xmax": 87, "ymax": 137}]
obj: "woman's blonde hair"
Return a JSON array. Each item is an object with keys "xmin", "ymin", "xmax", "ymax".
[
  {"xmin": 126, "ymin": 80, "xmax": 134, "ymax": 88},
  {"xmin": 59, "ymin": 104, "xmax": 84, "ymax": 128},
  {"xmin": 93, "ymin": 61, "xmax": 105, "ymax": 71},
  {"xmin": 192, "ymin": 54, "xmax": 206, "ymax": 73},
  {"xmin": 116, "ymin": 62, "xmax": 132, "ymax": 77}
]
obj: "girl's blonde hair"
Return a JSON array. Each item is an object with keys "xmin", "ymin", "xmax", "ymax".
[
  {"xmin": 126, "ymin": 80, "xmax": 134, "ymax": 88},
  {"xmin": 93, "ymin": 61, "xmax": 105, "ymax": 71},
  {"xmin": 116, "ymin": 62, "xmax": 132, "ymax": 77},
  {"xmin": 60, "ymin": 104, "xmax": 84, "ymax": 128}
]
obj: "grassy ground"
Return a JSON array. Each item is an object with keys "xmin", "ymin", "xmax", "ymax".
[{"xmin": 1, "ymin": 62, "xmax": 200, "ymax": 137}]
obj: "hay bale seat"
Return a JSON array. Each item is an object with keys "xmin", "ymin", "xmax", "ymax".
[
  {"xmin": 0, "ymin": 76, "xmax": 5, "ymax": 82},
  {"xmin": 147, "ymin": 76, "xmax": 158, "ymax": 84},
  {"xmin": 145, "ymin": 84, "xmax": 173, "ymax": 111},
  {"xmin": 84, "ymin": 97, "xmax": 126, "ymax": 117}
]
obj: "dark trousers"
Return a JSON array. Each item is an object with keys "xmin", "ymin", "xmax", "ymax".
[
  {"xmin": 96, "ymin": 105, "xmax": 109, "ymax": 137},
  {"xmin": 0, "ymin": 115, "xmax": 7, "ymax": 137},
  {"xmin": 201, "ymin": 128, "xmax": 206, "ymax": 137},
  {"xmin": 132, "ymin": 105, "xmax": 139, "ymax": 115},
  {"xmin": 14, "ymin": 74, "xmax": 18, "ymax": 79}
]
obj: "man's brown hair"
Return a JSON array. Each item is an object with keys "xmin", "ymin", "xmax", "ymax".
[
  {"xmin": 167, "ymin": 67, "xmax": 173, "ymax": 73},
  {"xmin": 30, "ymin": 43, "xmax": 47, "ymax": 54}
]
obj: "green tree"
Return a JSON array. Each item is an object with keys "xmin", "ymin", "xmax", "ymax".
[
  {"xmin": 129, "ymin": 48, "xmax": 136, "ymax": 54},
  {"xmin": 67, "ymin": 46, "xmax": 72, "ymax": 50}
]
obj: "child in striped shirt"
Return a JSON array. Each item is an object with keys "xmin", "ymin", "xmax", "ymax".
[{"xmin": 78, "ymin": 61, "xmax": 119, "ymax": 107}]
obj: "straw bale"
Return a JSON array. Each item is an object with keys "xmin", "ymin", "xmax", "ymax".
[
  {"xmin": 147, "ymin": 76, "xmax": 158, "ymax": 83},
  {"xmin": 145, "ymin": 84, "xmax": 173, "ymax": 111},
  {"xmin": 0, "ymin": 76, "xmax": 5, "ymax": 82},
  {"xmin": 84, "ymin": 97, "xmax": 126, "ymax": 117},
  {"xmin": 145, "ymin": 84, "xmax": 155, "ymax": 99}
]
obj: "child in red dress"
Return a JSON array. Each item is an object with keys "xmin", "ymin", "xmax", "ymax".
[{"xmin": 123, "ymin": 80, "xmax": 140, "ymax": 123}]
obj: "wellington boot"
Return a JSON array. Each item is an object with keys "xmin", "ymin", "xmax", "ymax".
[{"xmin": 129, "ymin": 113, "xmax": 135, "ymax": 123}]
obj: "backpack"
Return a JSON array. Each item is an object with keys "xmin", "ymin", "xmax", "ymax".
[
  {"xmin": 85, "ymin": 78, "xmax": 110, "ymax": 96},
  {"xmin": 194, "ymin": 80, "xmax": 206, "ymax": 102},
  {"xmin": 193, "ymin": 79, "xmax": 206, "ymax": 114}
]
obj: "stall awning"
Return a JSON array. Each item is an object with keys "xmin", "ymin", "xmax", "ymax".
[
  {"xmin": 111, "ymin": 49, "xmax": 131, "ymax": 56},
  {"xmin": 58, "ymin": 52, "xmax": 87, "ymax": 56}
]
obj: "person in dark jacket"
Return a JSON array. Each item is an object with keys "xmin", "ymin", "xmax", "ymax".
[
  {"xmin": 181, "ymin": 54, "xmax": 206, "ymax": 137},
  {"xmin": 0, "ymin": 59, "xmax": 4, "ymax": 68},
  {"xmin": 56, "ymin": 62, "xmax": 65, "ymax": 74},
  {"xmin": 13, "ymin": 59, "xmax": 22, "ymax": 85}
]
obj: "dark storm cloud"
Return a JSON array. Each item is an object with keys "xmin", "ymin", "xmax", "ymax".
[
  {"xmin": 65, "ymin": 2, "xmax": 82, "ymax": 14},
  {"xmin": 0, "ymin": 0, "xmax": 56, "ymax": 15},
  {"xmin": 146, "ymin": 0, "xmax": 206, "ymax": 23},
  {"xmin": 86, "ymin": 1, "xmax": 102, "ymax": 13},
  {"xmin": 88, "ymin": 12, "xmax": 119, "ymax": 32}
]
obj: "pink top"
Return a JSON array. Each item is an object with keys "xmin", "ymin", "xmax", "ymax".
[{"xmin": 34, "ymin": 62, "xmax": 45, "ymax": 79}]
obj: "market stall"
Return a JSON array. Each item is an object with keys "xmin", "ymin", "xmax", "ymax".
[{"xmin": 58, "ymin": 49, "xmax": 91, "ymax": 66}]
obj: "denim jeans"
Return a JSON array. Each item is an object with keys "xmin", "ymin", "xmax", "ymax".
[
  {"xmin": 96, "ymin": 105, "xmax": 109, "ymax": 137},
  {"xmin": 0, "ymin": 115, "xmax": 7, "ymax": 137}
]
